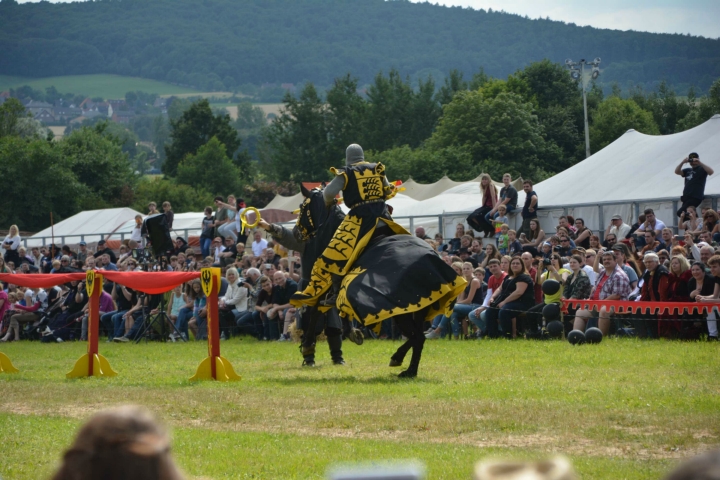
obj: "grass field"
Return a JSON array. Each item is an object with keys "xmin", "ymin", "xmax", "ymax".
[
  {"xmin": 0, "ymin": 338, "xmax": 718, "ymax": 479},
  {"xmin": 0, "ymin": 74, "xmax": 200, "ymax": 99}
]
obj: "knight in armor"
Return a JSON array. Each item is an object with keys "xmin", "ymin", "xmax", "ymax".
[{"xmin": 290, "ymin": 144, "xmax": 408, "ymax": 310}]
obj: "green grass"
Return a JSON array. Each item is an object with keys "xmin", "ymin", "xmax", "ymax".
[
  {"xmin": 0, "ymin": 338, "xmax": 718, "ymax": 479},
  {"xmin": 0, "ymin": 74, "xmax": 200, "ymax": 99}
]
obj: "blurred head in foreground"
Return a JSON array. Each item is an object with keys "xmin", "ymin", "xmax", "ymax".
[
  {"xmin": 51, "ymin": 405, "xmax": 183, "ymax": 480},
  {"xmin": 665, "ymin": 449, "xmax": 720, "ymax": 480}
]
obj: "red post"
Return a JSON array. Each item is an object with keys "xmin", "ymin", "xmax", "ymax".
[{"xmin": 206, "ymin": 273, "xmax": 220, "ymax": 379}]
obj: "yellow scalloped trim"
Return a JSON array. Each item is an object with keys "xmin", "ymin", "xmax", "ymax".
[{"xmin": 338, "ymin": 274, "xmax": 467, "ymax": 326}]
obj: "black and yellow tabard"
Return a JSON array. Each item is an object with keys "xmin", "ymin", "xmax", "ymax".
[{"xmin": 291, "ymin": 161, "xmax": 408, "ymax": 307}]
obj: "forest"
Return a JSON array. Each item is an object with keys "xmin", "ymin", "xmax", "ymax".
[{"xmin": 1, "ymin": 0, "xmax": 719, "ymax": 94}]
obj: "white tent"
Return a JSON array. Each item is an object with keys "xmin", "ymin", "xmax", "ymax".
[
  {"xmin": 27, "ymin": 208, "xmax": 142, "ymax": 246},
  {"xmin": 504, "ymin": 114, "xmax": 720, "ymax": 236}
]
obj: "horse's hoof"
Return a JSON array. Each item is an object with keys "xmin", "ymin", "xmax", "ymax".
[
  {"xmin": 389, "ymin": 358, "xmax": 403, "ymax": 367},
  {"xmin": 348, "ymin": 328, "xmax": 364, "ymax": 346},
  {"xmin": 398, "ymin": 369, "xmax": 417, "ymax": 378},
  {"xmin": 302, "ymin": 359, "xmax": 316, "ymax": 367}
]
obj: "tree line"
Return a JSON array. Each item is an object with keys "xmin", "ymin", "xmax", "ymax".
[
  {"xmin": 1, "ymin": 0, "xmax": 719, "ymax": 95},
  {"xmin": 259, "ymin": 61, "xmax": 720, "ymax": 184}
]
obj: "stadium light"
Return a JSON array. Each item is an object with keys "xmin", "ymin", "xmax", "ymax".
[{"xmin": 566, "ymin": 57, "xmax": 601, "ymax": 158}]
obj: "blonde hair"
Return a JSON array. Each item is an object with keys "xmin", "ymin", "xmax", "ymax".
[
  {"xmin": 670, "ymin": 255, "xmax": 690, "ymax": 275},
  {"xmin": 479, "ymin": 174, "xmax": 498, "ymax": 200},
  {"xmin": 8, "ymin": 225, "xmax": 19, "ymax": 237}
]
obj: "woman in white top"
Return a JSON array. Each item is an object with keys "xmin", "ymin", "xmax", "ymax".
[
  {"xmin": 220, "ymin": 268, "xmax": 248, "ymax": 336},
  {"xmin": 2, "ymin": 225, "xmax": 21, "ymax": 266}
]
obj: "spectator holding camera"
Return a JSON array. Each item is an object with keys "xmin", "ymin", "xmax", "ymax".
[{"xmin": 675, "ymin": 152, "xmax": 713, "ymax": 217}]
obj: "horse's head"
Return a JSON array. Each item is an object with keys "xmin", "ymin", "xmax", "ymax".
[{"xmin": 293, "ymin": 184, "xmax": 329, "ymax": 242}]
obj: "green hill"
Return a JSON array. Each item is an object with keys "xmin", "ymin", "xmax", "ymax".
[
  {"xmin": 1, "ymin": 0, "xmax": 719, "ymax": 93},
  {"xmin": 0, "ymin": 74, "xmax": 199, "ymax": 99}
]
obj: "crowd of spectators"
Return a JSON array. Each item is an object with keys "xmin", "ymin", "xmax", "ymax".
[
  {"xmin": 0, "ymin": 196, "xmax": 304, "ymax": 344},
  {"xmin": 421, "ymin": 158, "xmax": 720, "ymax": 341},
  {"xmin": 2, "ymin": 156, "xmax": 720, "ymax": 345}
]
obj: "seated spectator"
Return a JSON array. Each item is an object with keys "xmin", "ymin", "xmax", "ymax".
[
  {"xmin": 633, "ymin": 252, "xmax": 670, "ymax": 338},
  {"xmin": 689, "ymin": 261, "xmax": 716, "ymax": 340},
  {"xmin": 660, "ymin": 228, "xmax": 674, "ymax": 250},
  {"xmin": 247, "ymin": 275, "xmax": 275, "ymax": 340},
  {"xmin": 1, "ymin": 287, "xmax": 49, "ymax": 341},
  {"xmin": 219, "ymin": 267, "xmax": 248, "ymax": 339},
  {"xmin": 93, "ymin": 240, "xmax": 117, "ymax": 264},
  {"xmin": 680, "ymin": 205, "xmax": 703, "ymax": 235},
  {"xmin": 524, "ymin": 253, "xmax": 570, "ymax": 336},
  {"xmin": 50, "ymin": 405, "xmax": 184, "ymax": 480},
  {"xmin": 270, "ymin": 271, "xmax": 298, "ymax": 342},
  {"xmin": 635, "ymin": 208, "xmax": 667, "ymax": 247},
  {"xmin": 661, "ymin": 255, "xmax": 692, "ymax": 338},
  {"xmin": 641, "ymin": 230, "xmax": 664, "ymax": 254},
  {"xmin": 480, "ymin": 244, "xmax": 502, "ymax": 282},
  {"xmin": 562, "ymin": 254, "xmax": 593, "ymax": 330},
  {"xmin": 557, "ymin": 235, "xmax": 574, "ymax": 257},
  {"xmin": 185, "ymin": 281, "xmax": 208, "ymax": 341},
  {"xmin": 602, "ymin": 232, "xmax": 618, "ymax": 249},
  {"xmin": 573, "ymin": 218, "xmax": 592, "ymax": 248},
  {"xmin": 251, "ymin": 230, "xmax": 268, "ymax": 257},
  {"xmin": 218, "ymin": 236, "xmax": 237, "ymax": 268},
  {"xmin": 507, "ymin": 230, "xmax": 523, "ymax": 256},
  {"xmin": 485, "ymin": 256, "xmax": 535, "ymax": 339},
  {"xmin": 556, "ymin": 216, "xmax": 576, "ymax": 239},
  {"xmin": 500, "ymin": 255, "xmax": 511, "ymax": 273},
  {"xmin": 574, "ymin": 250, "xmax": 631, "ymax": 335},
  {"xmin": 414, "ymin": 226, "xmax": 430, "ymax": 240},
  {"xmin": 457, "ymin": 247, "xmax": 478, "ymax": 268},
  {"xmin": 519, "ymin": 219, "xmax": 545, "ymax": 256},
  {"xmin": 588, "ymin": 234, "xmax": 601, "ymax": 251},
  {"xmin": 605, "ymin": 214, "xmax": 631, "ymax": 241},
  {"xmin": 447, "ymin": 224, "xmax": 465, "ymax": 254},
  {"xmin": 608, "ymin": 244, "xmax": 641, "ymax": 290},
  {"xmin": 469, "ymin": 239, "xmax": 485, "ymax": 264},
  {"xmin": 173, "ymin": 237, "xmax": 189, "ymax": 256},
  {"xmin": 426, "ymin": 262, "xmax": 485, "ymax": 339},
  {"xmin": 469, "ymin": 259, "xmax": 507, "ymax": 335},
  {"xmin": 0, "ymin": 257, "xmax": 11, "ymax": 274},
  {"xmin": 434, "ymin": 233, "xmax": 446, "ymax": 252}
]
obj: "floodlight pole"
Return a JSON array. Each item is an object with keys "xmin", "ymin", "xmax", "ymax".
[{"xmin": 566, "ymin": 58, "xmax": 601, "ymax": 158}]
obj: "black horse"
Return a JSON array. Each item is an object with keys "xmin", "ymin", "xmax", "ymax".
[{"xmin": 294, "ymin": 185, "xmax": 465, "ymax": 377}]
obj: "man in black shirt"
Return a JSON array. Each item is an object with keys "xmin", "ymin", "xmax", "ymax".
[
  {"xmin": 93, "ymin": 240, "xmax": 117, "ymax": 264},
  {"xmin": 675, "ymin": 152, "xmax": 714, "ymax": 217},
  {"xmin": 519, "ymin": 180, "xmax": 538, "ymax": 239}
]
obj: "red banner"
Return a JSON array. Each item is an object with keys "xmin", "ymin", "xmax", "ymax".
[
  {"xmin": 562, "ymin": 299, "xmax": 716, "ymax": 316},
  {"xmin": 0, "ymin": 271, "xmax": 200, "ymax": 294}
]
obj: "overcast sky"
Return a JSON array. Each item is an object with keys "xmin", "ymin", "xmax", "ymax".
[{"xmin": 16, "ymin": 0, "xmax": 720, "ymax": 39}]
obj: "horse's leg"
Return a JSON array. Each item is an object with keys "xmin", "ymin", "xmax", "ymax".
[
  {"xmin": 389, "ymin": 314, "xmax": 413, "ymax": 367},
  {"xmin": 399, "ymin": 309, "xmax": 427, "ymax": 378}
]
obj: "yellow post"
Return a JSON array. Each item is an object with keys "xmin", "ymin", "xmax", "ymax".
[
  {"xmin": 190, "ymin": 267, "xmax": 241, "ymax": 382},
  {"xmin": 67, "ymin": 271, "xmax": 118, "ymax": 378},
  {"xmin": 0, "ymin": 352, "xmax": 19, "ymax": 374}
]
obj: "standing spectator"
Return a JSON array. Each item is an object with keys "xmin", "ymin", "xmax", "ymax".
[
  {"xmin": 518, "ymin": 180, "xmax": 538, "ymax": 239},
  {"xmin": 487, "ymin": 173, "xmax": 518, "ymax": 218},
  {"xmin": 2, "ymin": 225, "xmax": 21, "ymax": 266},
  {"xmin": 130, "ymin": 214, "xmax": 144, "ymax": 245},
  {"xmin": 675, "ymin": 152, "xmax": 714, "ymax": 217},
  {"xmin": 606, "ymin": 215, "xmax": 631, "ymax": 241},
  {"xmin": 76, "ymin": 242, "xmax": 89, "ymax": 264},
  {"xmin": 467, "ymin": 174, "xmax": 498, "ymax": 238},
  {"xmin": 162, "ymin": 201, "xmax": 174, "ymax": 230},
  {"xmin": 251, "ymin": 230, "xmax": 268, "ymax": 257},
  {"xmin": 574, "ymin": 251, "xmax": 631, "ymax": 335},
  {"xmin": 195, "ymin": 206, "xmax": 213, "ymax": 259}
]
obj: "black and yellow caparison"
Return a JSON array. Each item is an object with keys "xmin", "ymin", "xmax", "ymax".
[{"xmin": 291, "ymin": 161, "xmax": 408, "ymax": 308}]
